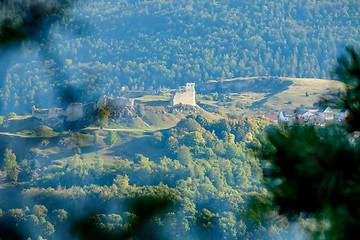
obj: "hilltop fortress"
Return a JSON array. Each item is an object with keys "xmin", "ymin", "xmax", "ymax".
[
  {"xmin": 32, "ymin": 96, "xmax": 134, "ymax": 124},
  {"xmin": 32, "ymin": 83, "xmax": 196, "ymax": 125}
]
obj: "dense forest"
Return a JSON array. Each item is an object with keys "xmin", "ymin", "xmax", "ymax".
[
  {"xmin": 0, "ymin": 116, "xmax": 301, "ymax": 240},
  {"xmin": 1, "ymin": 0, "xmax": 360, "ymax": 113}
]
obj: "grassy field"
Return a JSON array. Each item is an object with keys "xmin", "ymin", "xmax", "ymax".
[
  {"xmin": 198, "ymin": 77, "xmax": 345, "ymax": 115},
  {"xmin": 265, "ymin": 77, "xmax": 344, "ymax": 110}
]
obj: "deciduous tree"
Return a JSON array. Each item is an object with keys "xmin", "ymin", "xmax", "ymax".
[
  {"xmin": 2, "ymin": 148, "xmax": 19, "ymax": 182},
  {"xmin": 103, "ymin": 131, "xmax": 117, "ymax": 146}
]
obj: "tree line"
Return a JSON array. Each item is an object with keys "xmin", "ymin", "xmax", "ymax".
[{"xmin": 1, "ymin": 0, "xmax": 360, "ymax": 113}]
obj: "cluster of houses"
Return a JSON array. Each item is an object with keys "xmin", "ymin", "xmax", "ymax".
[{"xmin": 263, "ymin": 107, "xmax": 349, "ymax": 126}]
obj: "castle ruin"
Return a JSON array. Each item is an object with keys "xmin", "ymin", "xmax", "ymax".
[
  {"xmin": 172, "ymin": 83, "xmax": 196, "ymax": 106},
  {"xmin": 32, "ymin": 83, "xmax": 196, "ymax": 125},
  {"xmin": 32, "ymin": 96, "xmax": 135, "ymax": 123}
]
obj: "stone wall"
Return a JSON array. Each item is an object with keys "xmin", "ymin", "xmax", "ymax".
[
  {"xmin": 66, "ymin": 103, "xmax": 84, "ymax": 122},
  {"xmin": 32, "ymin": 96, "xmax": 135, "ymax": 123},
  {"xmin": 172, "ymin": 83, "xmax": 196, "ymax": 106},
  {"xmin": 32, "ymin": 106, "xmax": 65, "ymax": 121},
  {"xmin": 107, "ymin": 97, "xmax": 134, "ymax": 108},
  {"xmin": 83, "ymin": 102, "xmax": 97, "ymax": 117},
  {"xmin": 96, "ymin": 96, "xmax": 107, "ymax": 109}
]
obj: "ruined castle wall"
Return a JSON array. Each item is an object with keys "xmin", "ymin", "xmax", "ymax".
[
  {"xmin": 32, "ymin": 110, "xmax": 49, "ymax": 121},
  {"xmin": 32, "ymin": 107, "xmax": 65, "ymax": 120},
  {"xmin": 96, "ymin": 96, "xmax": 107, "ymax": 109},
  {"xmin": 66, "ymin": 103, "xmax": 84, "ymax": 122},
  {"xmin": 48, "ymin": 108, "xmax": 65, "ymax": 119},
  {"xmin": 83, "ymin": 102, "xmax": 97, "ymax": 117},
  {"xmin": 108, "ymin": 97, "xmax": 134, "ymax": 108},
  {"xmin": 172, "ymin": 92, "xmax": 196, "ymax": 106},
  {"xmin": 172, "ymin": 83, "xmax": 196, "ymax": 106},
  {"xmin": 197, "ymin": 79, "xmax": 253, "ymax": 92}
]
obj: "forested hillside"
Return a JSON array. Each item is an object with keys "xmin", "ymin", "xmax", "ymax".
[
  {"xmin": 0, "ymin": 115, "xmax": 293, "ymax": 239},
  {"xmin": 1, "ymin": 0, "xmax": 360, "ymax": 113}
]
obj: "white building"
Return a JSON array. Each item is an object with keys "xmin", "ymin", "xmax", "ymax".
[{"xmin": 278, "ymin": 109, "xmax": 296, "ymax": 125}]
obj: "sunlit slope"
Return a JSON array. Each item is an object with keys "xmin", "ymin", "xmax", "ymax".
[
  {"xmin": 106, "ymin": 104, "xmax": 220, "ymax": 130},
  {"xmin": 198, "ymin": 77, "xmax": 345, "ymax": 114},
  {"xmin": 266, "ymin": 77, "xmax": 345, "ymax": 110},
  {"xmin": 0, "ymin": 103, "xmax": 220, "ymax": 166}
]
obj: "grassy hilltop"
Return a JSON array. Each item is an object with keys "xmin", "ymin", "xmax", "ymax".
[
  {"xmin": 0, "ymin": 75, "xmax": 344, "ymax": 161},
  {"xmin": 0, "ymin": 76, "xmax": 348, "ymax": 239},
  {"xmin": 0, "ymin": 75, "xmax": 343, "ymax": 181},
  {"xmin": 197, "ymin": 76, "xmax": 345, "ymax": 115}
]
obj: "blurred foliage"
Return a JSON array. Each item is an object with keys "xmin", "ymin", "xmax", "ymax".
[
  {"xmin": 0, "ymin": 0, "xmax": 81, "ymax": 111},
  {"xmin": 96, "ymin": 107, "xmax": 110, "ymax": 128},
  {"xmin": 72, "ymin": 194, "xmax": 176, "ymax": 240},
  {"xmin": 258, "ymin": 48, "xmax": 360, "ymax": 239},
  {"xmin": 0, "ymin": 0, "xmax": 71, "ymax": 47},
  {"xmin": 334, "ymin": 47, "xmax": 360, "ymax": 132}
]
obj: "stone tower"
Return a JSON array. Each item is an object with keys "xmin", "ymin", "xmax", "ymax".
[
  {"xmin": 172, "ymin": 83, "xmax": 196, "ymax": 106},
  {"xmin": 185, "ymin": 83, "xmax": 195, "ymax": 92}
]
